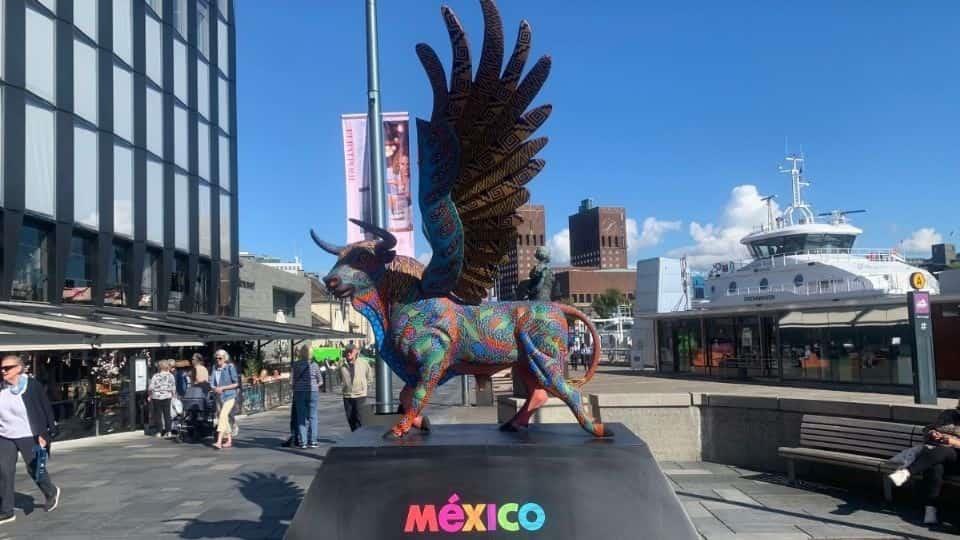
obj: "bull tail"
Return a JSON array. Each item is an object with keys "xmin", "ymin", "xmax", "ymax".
[{"xmin": 559, "ymin": 304, "xmax": 601, "ymax": 389}]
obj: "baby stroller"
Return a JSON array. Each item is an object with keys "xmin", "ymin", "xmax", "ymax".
[{"xmin": 175, "ymin": 384, "xmax": 216, "ymax": 443}]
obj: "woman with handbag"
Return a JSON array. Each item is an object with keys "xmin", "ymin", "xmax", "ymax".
[
  {"xmin": 0, "ymin": 353, "xmax": 61, "ymax": 524},
  {"xmin": 210, "ymin": 350, "xmax": 239, "ymax": 450}
]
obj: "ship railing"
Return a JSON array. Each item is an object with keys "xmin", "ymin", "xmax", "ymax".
[
  {"xmin": 726, "ymin": 278, "xmax": 872, "ymax": 298},
  {"xmin": 709, "ymin": 248, "xmax": 906, "ymax": 277}
]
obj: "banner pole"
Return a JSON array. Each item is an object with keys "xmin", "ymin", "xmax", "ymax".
[{"xmin": 365, "ymin": 0, "xmax": 393, "ymax": 414}]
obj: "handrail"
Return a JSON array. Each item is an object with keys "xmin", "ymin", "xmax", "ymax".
[
  {"xmin": 709, "ymin": 248, "xmax": 906, "ymax": 277},
  {"xmin": 725, "ymin": 278, "xmax": 872, "ymax": 298}
]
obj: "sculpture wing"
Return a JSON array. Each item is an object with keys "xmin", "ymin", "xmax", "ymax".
[{"xmin": 417, "ymin": 0, "xmax": 551, "ymax": 304}]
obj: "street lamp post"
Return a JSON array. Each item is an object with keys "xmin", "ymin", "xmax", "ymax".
[{"xmin": 365, "ymin": 0, "xmax": 393, "ymax": 414}]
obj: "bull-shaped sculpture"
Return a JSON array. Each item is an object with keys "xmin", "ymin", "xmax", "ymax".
[{"xmin": 313, "ymin": 0, "xmax": 610, "ymax": 439}]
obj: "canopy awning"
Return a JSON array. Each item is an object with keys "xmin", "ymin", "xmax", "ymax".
[{"xmin": 0, "ymin": 302, "xmax": 365, "ymax": 352}]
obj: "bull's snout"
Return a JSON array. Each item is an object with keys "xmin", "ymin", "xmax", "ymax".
[{"xmin": 323, "ymin": 275, "xmax": 341, "ymax": 290}]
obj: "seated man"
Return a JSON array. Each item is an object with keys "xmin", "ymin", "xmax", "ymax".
[{"xmin": 889, "ymin": 402, "xmax": 960, "ymax": 524}]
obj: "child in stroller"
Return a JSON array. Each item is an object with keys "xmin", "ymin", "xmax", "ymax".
[{"xmin": 173, "ymin": 384, "xmax": 216, "ymax": 443}]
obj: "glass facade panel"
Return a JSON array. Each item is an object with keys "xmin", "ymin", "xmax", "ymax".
[
  {"xmin": 63, "ymin": 235, "xmax": 95, "ymax": 303},
  {"xmin": 197, "ymin": 59, "xmax": 210, "ymax": 119},
  {"xmin": 113, "ymin": 63, "xmax": 134, "ymax": 142},
  {"xmin": 195, "ymin": 261, "xmax": 210, "ymax": 312},
  {"xmin": 173, "ymin": 39, "xmax": 187, "ymax": 103},
  {"xmin": 73, "ymin": 37, "xmax": 98, "ymax": 124},
  {"xmin": 73, "ymin": 124, "xmax": 99, "ymax": 228},
  {"xmin": 12, "ymin": 225, "xmax": 49, "ymax": 301},
  {"xmin": 145, "ymin": 13, "xmax": 163, "ymax": 86},
  {"xmin": 705, "ymin": 317, "xmax": 735, "ymax": 370},
  {"xmin": 218, "ymin": 76, "xmax": 229, "ymax": 133},
  {"xmin": 218, "ymin": 265, "xmax": 232, "ymax": 315},
  {"xmin": 146, "ymin": 85, "xmax": 163, "ymax": 157},
  {"xmin": 140, "ymin": 249, "xmax": 160, "ymax": 309},
  {"xmin": 219, "ymin": 192, "xmax": 231, "ymax": 261},
  {"xmin": 113, "ymin": 144, "xmax": 134, "ymax": 237},
  {"xmin": 174, "ymin": 104, "xmax": 188, "ymax": 168},
  {"xmin": 105, "ymin": 243, "xmax": 130, "ymax": 305},
  {"xmin": 112, "ymin": 0, "xmax": 133, "ymax": 65},
  {"xmin": 197, "ymin": 0, "xmax": 210, "ymax": 59},
  {"xmin": 146, "ymin": 0, "xmax": 162, "ymax": 17},
  {"xmin": 146, "ymin": 158, "xmax": 164, "ymax": 244},
  {"xmin": 197, "ymin": 120, "xmax": 210, "ymax": 179},
  {"xmin": 217, "ymin": 19, "xmax": 228, "ymax": 76},
  {"xmin": 0, "ymin": 0, "xmax": 4, "ymax": 79},
  {"xmin": 218, "ymin": 134, "xmax": 230, "ymax": 190},
  {"xmin": 198, "ymin": 182, "xmax": 211, "ymax": 255},
  {"xmin": 169, "ymin": 254, "xmax": 187, "ymax": 311},
  {"xmin": 218, "ymin": 0, "xmax": 228, "ymax": 19},
  {"xmin": 173, "ymin": 0, "xmax": 187, "ymax": 37},
  {"xmin": 74, "ymin": 0, "xmax": 97, "ymax": 42},
  {"xmin": 0, "ymin": 88, "xmax": 3, "ymax": 205},
  {"xmin": 25, "ymin": 101, "xmax": 56, "ymax": 217},
  {"xmin": 26, "ymin": 5, "xmax": 56, "ymax": 103},
  {"xmin": 174, "ymin": 173, "xmax": 189, "ymax": 250}
]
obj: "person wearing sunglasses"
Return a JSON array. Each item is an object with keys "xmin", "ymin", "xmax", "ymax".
[
  {"xmin": 0, "ymin": 353, "xmax": 61, "ymax": 524},
  {"xmin": 210, "ymin": 350, "xmax": 239, "ymax": 449}
]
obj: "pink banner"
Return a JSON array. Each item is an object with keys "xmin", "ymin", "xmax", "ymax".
[{"xmin": 341, "ymin": 113, "xmax": 414, "ymax": 259}]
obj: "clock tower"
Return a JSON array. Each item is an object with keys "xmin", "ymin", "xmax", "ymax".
[{"xmin": 568, "ymin": 199, "xmax": 627, "ymax": 269}]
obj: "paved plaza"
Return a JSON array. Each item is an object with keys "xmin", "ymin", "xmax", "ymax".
[{"xmin": 0, "ymin": 371, "xmax": 956, "ymax": 539}]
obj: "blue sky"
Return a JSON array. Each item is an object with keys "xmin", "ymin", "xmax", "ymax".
[{"xmin": 236, "ymin": 1, "xmax": 959, "ymax": 273}]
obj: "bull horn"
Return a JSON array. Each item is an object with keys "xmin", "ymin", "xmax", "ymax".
[
  {"xmin": 310, "ymin": 229, "xmax": 343, "ymax": 255},
  {"xmin": 349, "ymin": 219, "xmax": 397, "ymax": 253}
]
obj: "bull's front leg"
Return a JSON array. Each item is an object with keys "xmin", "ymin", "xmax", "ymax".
[
  {"xmin": 398, "ymin": 384, "xmax": 431, "ymax": 433},
  {"xmin": 385, "ymin": 333, "xmax": 452, "ymax": 439}
]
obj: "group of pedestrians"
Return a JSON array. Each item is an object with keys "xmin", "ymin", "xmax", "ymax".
[
  {"xmin": 146, "ymin": 350, "xmax": 238, "ymax": 449},
  {"xmin": 569, "ymin": 343, "xmax": 593, "ymax": 371},
  {"xmin": 285, "ymin": 343, "xmax": 371, "ymax": 448}
]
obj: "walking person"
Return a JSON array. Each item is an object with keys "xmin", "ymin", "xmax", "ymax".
[
  {"xmin": 0, "ymin": 353, "xmax": 61, "ymax": 523},
  {"xmin": 191, "ymin": 353, "xmax": 209, "ymax": 388},
  {"xmin": 339, "ymin": 344, "xmax": 370, "ymax": 432},
  {"xmin": 889, "ymin": 403, "xmax": 960, "ymax": 524},
  {"xmin": 147, "ymin": 360, "xmax": 176, "ymax": 438},
  {"xmin": 211, "ymin": 350, "xmax": 239, "ymax": 449},
  {"xmin": 292, "ymin": 346, "xmax": 322, "ymax": 449}
]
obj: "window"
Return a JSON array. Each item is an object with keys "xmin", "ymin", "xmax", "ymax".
[
  {"xmin": 146, "ymin": 85, "xmax": 163, "ymax": 157},
  {"xmin": 218, "ymin": 76, "xmax": 229, "ymax": 133},
  {"xmin": 140, "ymin": 249, "xmax": 160, "ymax": 309},
  {"xmin": 197, "ymin": 0, "xmax": 210, "ymax": 58},
  {"xmin": 74, "ymin": 0, "xmax": 97, "ymax": 41},
  {"xmin": 25, "ymin": 101, "xmax": 56, "ymax": 217},
  {"xmin": 173, "ymin": 0, "xmax": 187, "ymax": 37},
  {"xmin": 0, "ymin": 0, "xmax": 4, "ymax": 79},
  {"xmin": 728, "ymin": 281, "xmax": 737, "ymax": 294},
  {"xmin": 219, "ymin": 193, "xmax": 231, "ymax": 261},
  {"xmin": 759, "ymin": 278, "xmax": 769, "ymax": 291},
  {"xmin": 113, "ymin": 0, "xmax": 133, "ymax": 65},
  {"xmin": 105, "ymin": 243, "xmax": 130, "ymax": 305},
  {"xmin": 195, "ymin": 261, "xmax": 210, "ymax": 312},
  {"xmin": 63, "ymin": 235, "xmax": 95, "ymax": 303},
  {"xmin": 173, "ymin": 39, "xmax": 187, "ymax": 103},
  {"xmin": 145, "ymin": 13, "xmax": 163, "ymax": 86},
  {"xmin": 174, "ymin": 104, "xmax": 188, "ymax": 169},
  {"xmin": 12, "ymin": 224, "xmax": 49, "ymax": 301},
  {"xmin": 0, "ymin": 88, "xmax": 3, "ymax": 204},
  {"xmin": 113, "ymin": 63, "xmax": 133, "ymax": 142},
  {"xmin": 146, "ymin": 0, "xmax": 162, "ymax": 17},
  {"xmin": 198, "ymin": 182, "xmax": 211, "ymax": 255},
  {"xmin": 114, "ymin": 144, "xmax": 134, "ymax": 237},
  {"xmin": 74, "ymin": 124, "xmax": 99, "ymax": 228},
  {"xmin": 197, "ymin": 59, "xmax": 210, "ymax": 118},
  {"xmin": 174, "ymin": 173, "xmax": 189, "ymax": 249},
  {"xmin": 273, "ymin": 288, "xmax": 301, "ymax": 318},
  {"xmin": 218, "ymin": 0, "xmax": 229, "ymax": 20},
  {"xmin": 169, "ymin": 254, "xmax": 188, "ymax": 311},
  {"xmin": 198, "ymin": 120, "xmax": 210, "ymax": 179},
  {"xmin": 794, "ymin": 274, "xmax": 805, "ymax": 288},
  {"xmin": 73, "ymin": 37, "xmax": 98, "ymax": 124},
  {"xmin": 26, "ymin": 5, "xmax": 56, "ymax": 103},
  {"xmin": 146, "ymin": 158, "xmax": 164, "ymax": 244},
  {"xmin": 217, "ymin": 19, "xmax": 229, "ymax": 76},
  {"xmin": 218, "ymin": 135, "xmax": 230, "ymax": 188}
]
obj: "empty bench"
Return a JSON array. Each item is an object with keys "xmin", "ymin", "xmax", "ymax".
[{"xmin": 778, "ymin": 414, "xmax": 960, "ymax": 501}]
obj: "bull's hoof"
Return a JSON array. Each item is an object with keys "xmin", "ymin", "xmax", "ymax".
[
  {"xmin": 419, "ymin": 415, "xmax": 432, "ymax": 433},
  {"xmin": 382, "ymin": 429, "xmax": 403, "ymax": 441},
  {"xmin": 596, "ymin": 425, "xmax": 615, "ymax": 438}
]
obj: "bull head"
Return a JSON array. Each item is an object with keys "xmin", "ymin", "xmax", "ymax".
[{"xmin": 311, "ymin": 219, "xmax": 397, "ymax": 300}]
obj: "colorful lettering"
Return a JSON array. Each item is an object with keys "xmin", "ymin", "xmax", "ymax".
[
  {"xmin": 497, "ymin": 502, "xmax": 520, "ymax": 532},
  {"xmin": 405, "ymin": 504, "xmax": 439, "ymax": 533},
  {"xmin": 487, "ymin": 503, "xmax": 497, "ymax": 531},
  {"xmin": 404, "ymin": 496, "xmax": 545, "ymax": 534},
  {"xmin": 518, "ymin": 502, "xmax": 546, "ymax": 531},
  {"xmin": 461, "ymin": 504, "xmax": 486, "ymax": 532},
  {"xmin": 438, "ymin": 494, "xmax": 465, "ymax": 533}
]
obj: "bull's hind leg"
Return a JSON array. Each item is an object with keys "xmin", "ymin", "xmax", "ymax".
[
  {"xmin": 518, "ymin": 332, "xmax": 612, "ymax": 438},
  {"xmin": 398, "ymin": 385, "xmax": 431, "ymax": 432},
  {"xmin": 499, "ymin": 367, "xmax": 549, "ymax": 431},
  {"xmin": 385, "ymin": 334, "xmax": 452, "ymax": 439}
]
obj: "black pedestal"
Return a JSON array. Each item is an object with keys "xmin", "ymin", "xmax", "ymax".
[{"xmin": 286, "ymin": 423, "xmax": 697, "ymax": 540}]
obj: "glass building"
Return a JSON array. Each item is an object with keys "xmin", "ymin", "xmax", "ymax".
[{"xmin": 0, "ymin": 0, "xmax": 237, "ymax": 315}]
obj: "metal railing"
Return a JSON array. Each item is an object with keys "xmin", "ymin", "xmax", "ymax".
[
  {"xmin": 726, "ymin": 278, "xmax": 872, "ymax": 298},
  {"xmin": 709, "ymin": 248, "xmax": 906, "ymax": 277}
]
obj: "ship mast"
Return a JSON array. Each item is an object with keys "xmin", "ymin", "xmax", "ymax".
[{"xmin": 780, "ymin": 154, "xmax": 815, "ymax": 226}]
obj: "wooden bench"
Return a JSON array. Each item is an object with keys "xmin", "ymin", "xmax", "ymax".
[{"xmin": 778, "ymin": 414, "xmax": 960, "ymax": 502}]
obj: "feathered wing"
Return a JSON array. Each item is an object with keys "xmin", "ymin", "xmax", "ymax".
[{"xmin": 418, "ymin": 0, "xmax": 552, "ymax": 304}]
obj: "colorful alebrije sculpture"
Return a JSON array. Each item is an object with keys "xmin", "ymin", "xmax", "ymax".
[{"xmin": 312, "ymin": 0, "xmax": 610, "ymax": 439}]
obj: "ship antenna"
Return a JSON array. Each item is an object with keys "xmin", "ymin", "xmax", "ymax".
[{"xmin": 779, "ymin": 152, "xmax": 815, "ymax": 226}]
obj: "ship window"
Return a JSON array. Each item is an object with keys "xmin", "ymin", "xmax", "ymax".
[
  {"xmin": 759, "ymin": 278, "xmax": 769, "ymax": 291},
  {"xmin": 794, "ymin": 274, "xmax": 804, "ymax": 288},
  {"xmin": 728, "ymin": 282, "xmax": 737, "ymax": 294}
]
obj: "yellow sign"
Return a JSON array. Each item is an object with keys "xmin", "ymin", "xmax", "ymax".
[{"xmin": 910, "ymin": 272, "xmax": 926, "ymax": 290}]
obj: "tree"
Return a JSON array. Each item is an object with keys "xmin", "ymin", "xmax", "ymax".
[{"xmin": 591, "ymin": 288, "xmax": 627, "ymax": 318}]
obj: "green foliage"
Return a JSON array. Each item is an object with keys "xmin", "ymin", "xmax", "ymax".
[{"xmin": 591, "ymin": 288, "xmax": 627, "ymax": 318}]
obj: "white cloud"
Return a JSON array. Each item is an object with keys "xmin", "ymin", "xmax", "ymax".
[
  {"xmin": 668, "ymin": 185, "xmax": 780, "ymax": 269},
  {"xmin": 900, "ymin": 228, "xmax": 942, "ymax": 255},
  {"xmin": 627, "ymin": 217, "xmax": 681, "ymax": 261},
  {"xmin": 549, "ymin": 228, "xmax": 570, "ymax": 266}
]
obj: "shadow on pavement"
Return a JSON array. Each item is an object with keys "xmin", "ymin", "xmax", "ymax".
[
  {"xmin": 232, "ymin": 437, "xmax": 336, "ymax": 461},
  {"xmin": 14, "ymin": 493, "xmax": 36, "ymax": 515},
  {"xmin": 177, "ymin": 472, "xmax": 304, "ymax": 539}
]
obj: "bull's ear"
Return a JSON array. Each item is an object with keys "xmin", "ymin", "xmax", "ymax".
[{"xmin": 379, "ymin": 250, "xmax": 396, "ymax": 265}]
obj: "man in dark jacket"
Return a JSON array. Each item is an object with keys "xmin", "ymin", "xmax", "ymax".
[{"xmin": 0, "ymin": 353, "xmax": 61, "ymax": 524}]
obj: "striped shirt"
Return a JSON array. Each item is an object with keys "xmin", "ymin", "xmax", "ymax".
[
  {"xmin": 292, "ymin": 359, "xmax": 322, "ymax": 393},
  {"xmin": 149, "ymin": 372, "xmax": 176, "ymax": 400}
]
